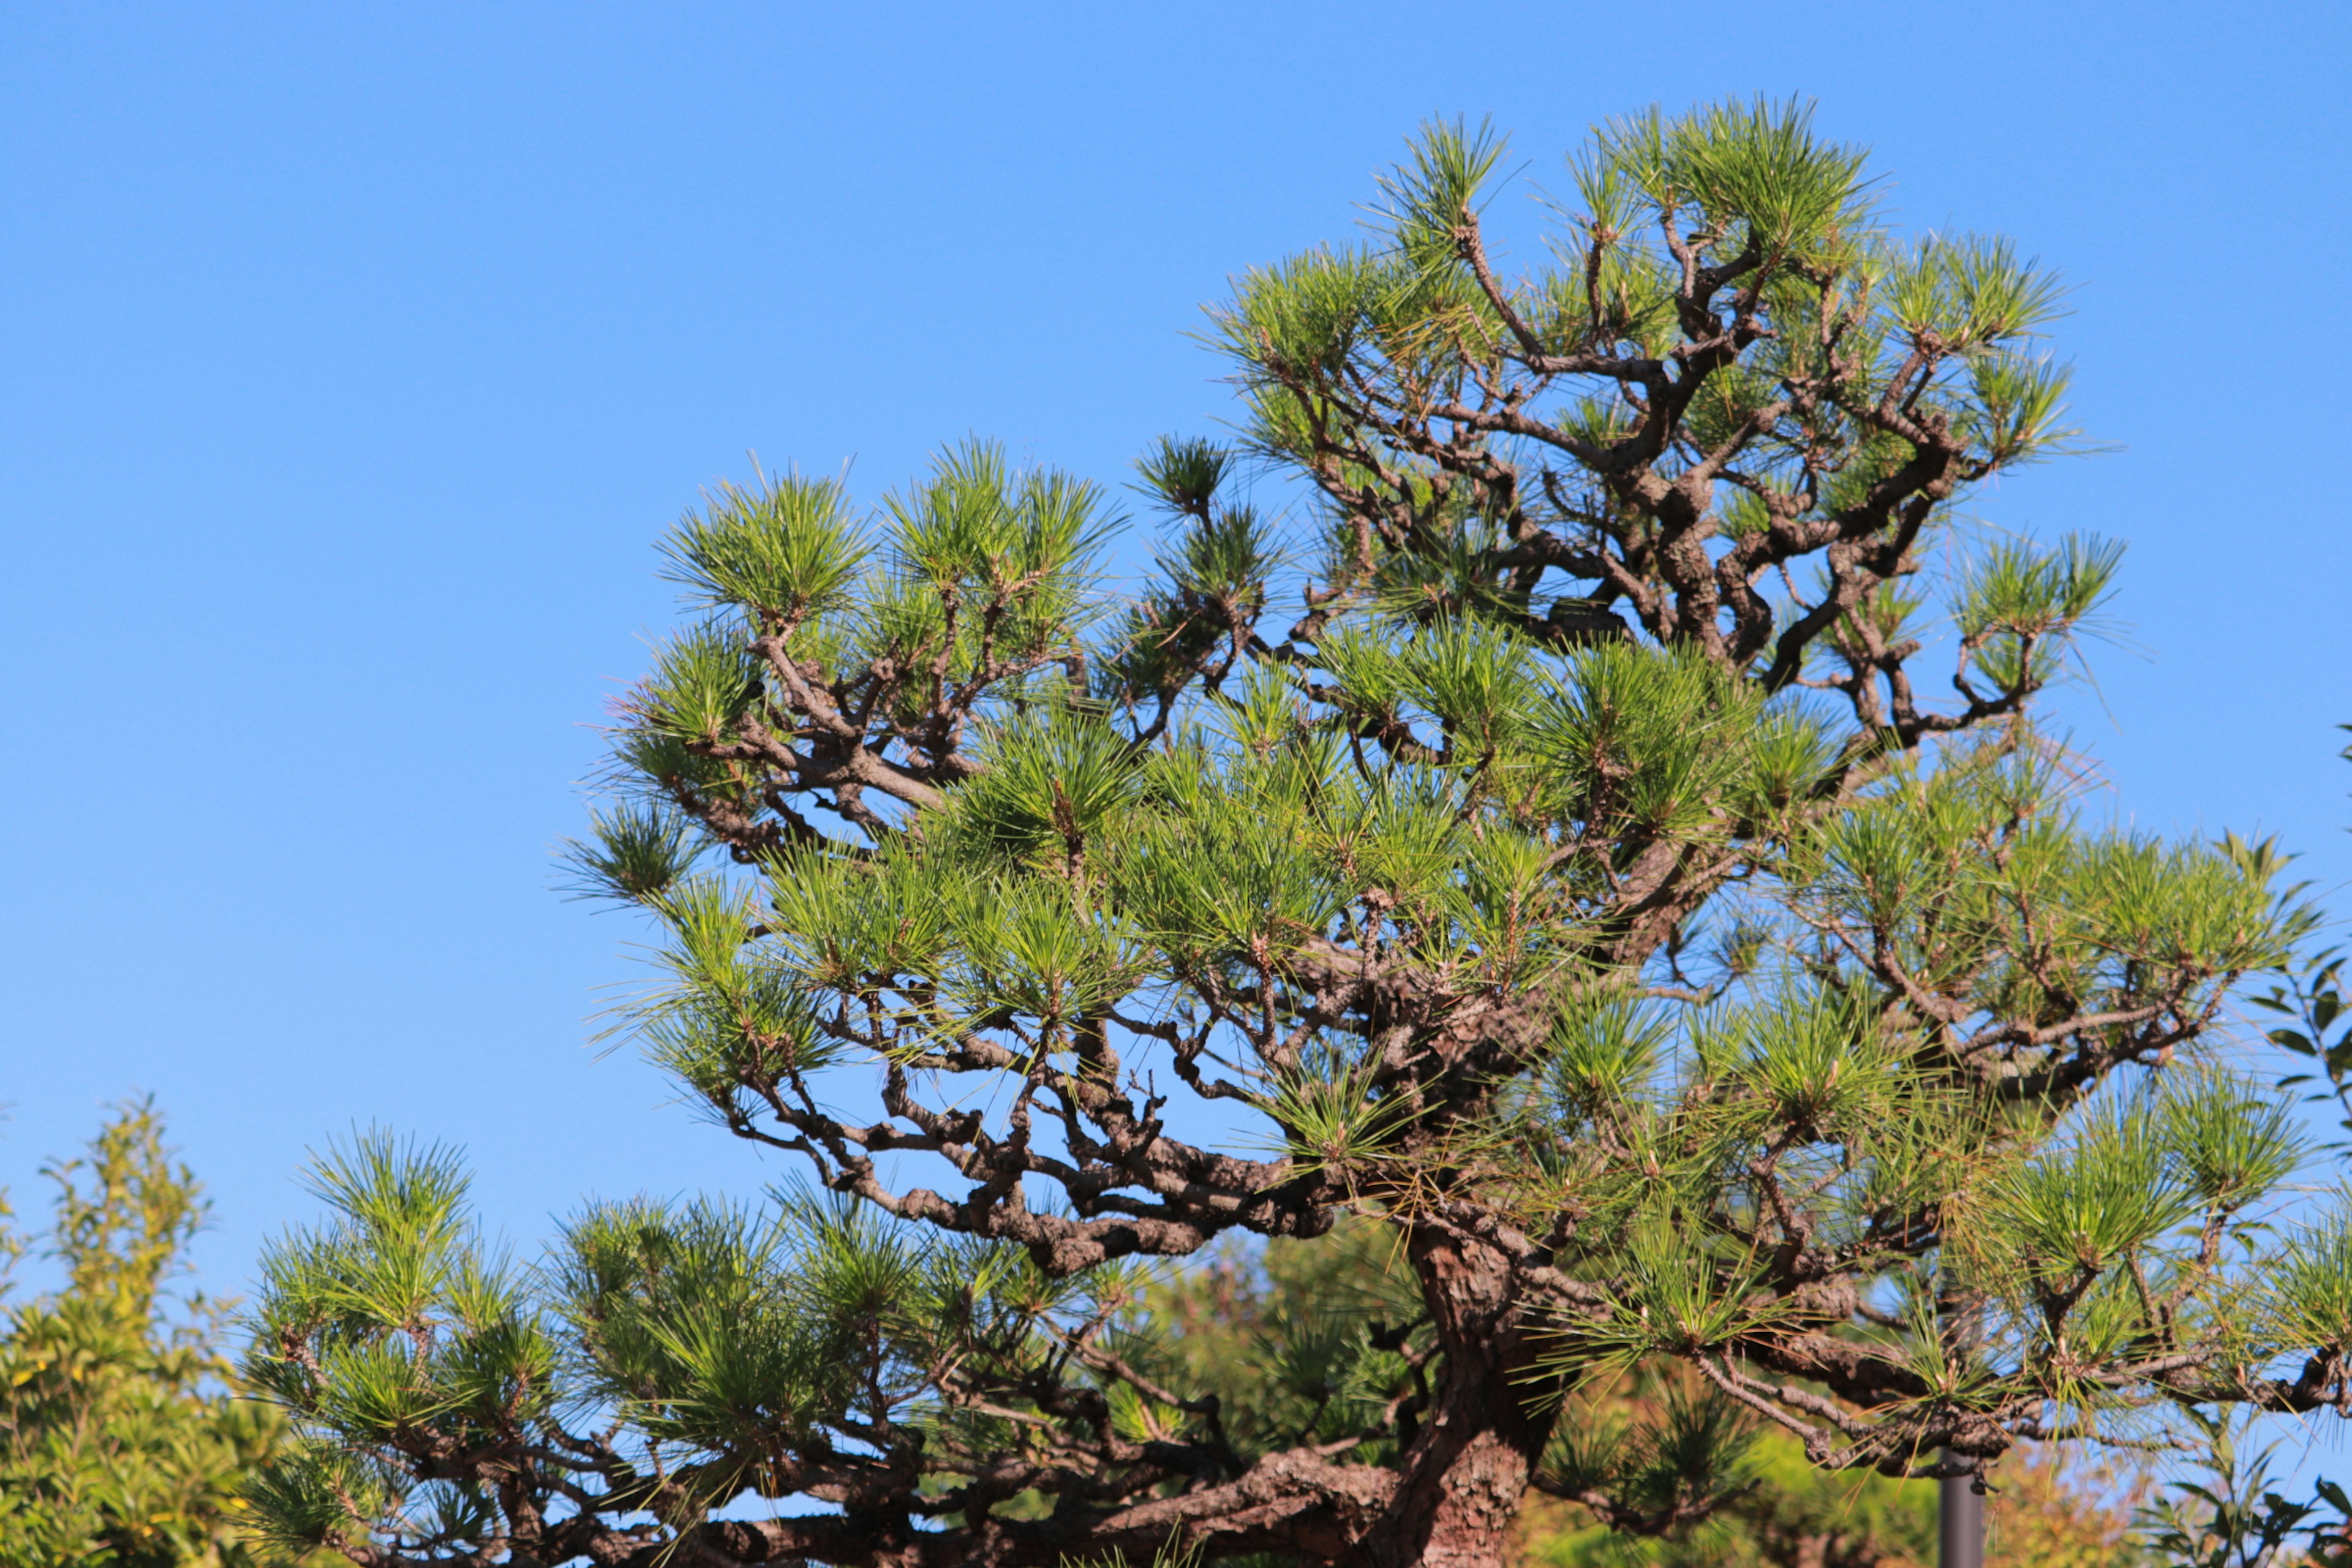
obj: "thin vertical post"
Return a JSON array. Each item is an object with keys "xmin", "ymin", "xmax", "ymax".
[
  {"xmin": 1939, "ymin": 1452, "xmax": 1983, "ymax": 1568},
  {"xmin": 1938, "ymin": 1275, "xmax": 1986, "ymax": 1568}
]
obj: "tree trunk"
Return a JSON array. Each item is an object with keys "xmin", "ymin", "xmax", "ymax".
[{"xmin": 1351, "ymin": 1229, "xmax": 1558, "ymax": 1568}]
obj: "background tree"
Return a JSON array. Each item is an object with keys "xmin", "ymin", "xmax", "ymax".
[
  {"xmin": 0, "ymin": 1100, "xmax": 311, "ymax": 1567},
  {"xmin": 246, "ymin": 101, "xmax": 2352, "ymax": 1568},
  {"xmin": 2123, "ymin": 736, "xmax": 2352, "ymax": 1568},
  {"xmin": 2131, "ymin": 1404, "xmax": 2350, "ymax": 1568},
  {"xmin": 2253, "ymin": 733, "xmax": 2352, "ymax": 1150},
  {"xmin": 1142, "ymin": 1224, "xmax": 1945, "ymax": 1567},
  {"xmin": 1145, "ymin": 1227, "xmax": 2148, "ymax": 1568}
]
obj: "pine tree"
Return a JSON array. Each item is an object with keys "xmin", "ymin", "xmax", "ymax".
[
  {"xmin": 0, "ymin": 1101, "xmax": 309, "ymax": 1567},
  {"xmin": 246, "ymin": 100, "xmax": 2352, "ymax": 1568}
]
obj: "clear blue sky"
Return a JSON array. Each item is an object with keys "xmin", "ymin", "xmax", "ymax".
[{"xmin": 3, "ymin": 0, "xmax": 2347, "ymax": 1354}]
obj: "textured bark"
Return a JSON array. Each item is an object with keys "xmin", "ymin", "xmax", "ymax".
[{"xmin": 1354, "ymin": 1231, "xmax": 1559, "ymax": 1568}]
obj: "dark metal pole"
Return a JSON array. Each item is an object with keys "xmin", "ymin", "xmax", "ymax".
[{"xmin": 1939, "ymin": 1453, "xmax": 1983, "ymax": 1568}]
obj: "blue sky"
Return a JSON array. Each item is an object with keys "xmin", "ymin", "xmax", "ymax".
[{"xmin": 2, "ymin": 0, "xmax": 2347, "ymax": 1387}]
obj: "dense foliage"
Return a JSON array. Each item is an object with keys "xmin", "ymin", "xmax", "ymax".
[
  {"xmin": 1145, "ymin": 1227, "xmax": 2165, "ymax": 1568},
  {"xmin": 246, "ymin": 101, "xmax": 2352, "ymax": 1568},
  {"xmin": 0, "ymin": 1103, "xmax": 306, "ymax": 1567}
]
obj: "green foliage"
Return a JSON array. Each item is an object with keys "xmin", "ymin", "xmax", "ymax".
[
  {"xmin": 1130, "ymin": 1223, "xmax": 1425, "ymax": 1463},
  {"xmin": 1598, "ymin": 98, "xmax": 1874, "ymax": 260},
  {"xmin": 1951, "ymin": 533, "xmax": 2122, "ymax": 696},
  {"xmin": 0, "ymin": 1102, "xmax": 314, "ymax": 1567},
  {"xmin": 1882, "ymin": 233, "xmax": 2067, "ymax": 350},
  {"xmin": 660, "ymin": 469, "xmax": 866, "ymax": 625},
  {"xmin": 251, "ymin": 99, "xmax": 2351, "ymax": 1568},
  {"xmin": 2136, "ymin": 1407, "xmax": 2351, "ymax": 1567},
  {"xmin": 633, "ymin": 621, "xmax": 761, "ymax": 747},
  {"xmin": 559, "ymin": 799, "xmax": 696, "ymax": 903},
  {"xmin": 249, "ymin": 1137, "xmax": 1160, "ymax": 1560},
  {"xmin": 872, "ymin": 439, "xmax": 1113, "ymax": 685},
  {"xmin": 1531, "ymin": 1415, "xmax": 2168, "ymax": 1566},
  {"xmin": 1526, "ymin": 1417, "xmax": 1936, "ymax": 1567},
  {"xmin": 2263, "ymin": 1188, "xmax": 2352, "ymax": 1362},
  {"xmin": 1539, "ymin": 1386, "xmax": 1757, "ymax": 1537},
  {"xmin": 2254, "ymin": 943, "xmax": 2352, "ymax": 1146},
  {"xmin": 630, "ymin": 874, "xmax": 839, "ymax": 1106}
]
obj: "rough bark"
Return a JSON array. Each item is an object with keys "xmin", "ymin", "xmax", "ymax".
[{"xmin": 1356, "ymin": 1231, "xmax": 1559, "ymax": 1568}]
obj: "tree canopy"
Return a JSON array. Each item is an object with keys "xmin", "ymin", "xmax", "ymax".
[
  {"xmin": 0, "ymin": 1102, "xmax": 309, "ymax": 1567},
  {"xmin": 246, "ymin": 99, "xmax": 2352, "ymax": 1568}
]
